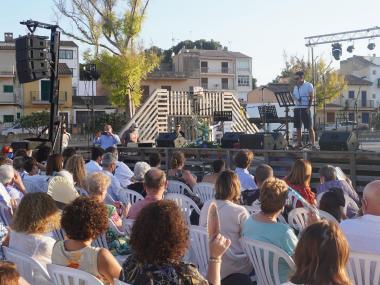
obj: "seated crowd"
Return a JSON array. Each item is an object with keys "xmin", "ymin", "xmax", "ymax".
[{"xmin": 0, "ymin": 144, "xmax": 379, "ymax": 285}]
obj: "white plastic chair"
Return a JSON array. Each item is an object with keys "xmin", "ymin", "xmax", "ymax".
[
  {"xmin": 193, "ymin": 182, "xmax": 214, "ymax": 203},
  {"xmin": 287, "ymin": 207, "xmax": 308, "ymax": 234},
  {"xmin": 189, "ymin": 226, "xmax": 209, "ymax": 276},
  {"xmin": 344, "ymin": 194, "xmax": 360, "ymax": 214},
  {"xmin": 245, "ymin": 205, "xmax": 261, "ymax": 215},
  {"xmin": 347, "ymin": 251, "xmax": 380, "ymax": 285},
  {"xmin": 277, "ymin": 214, "xmax": 287, "ymax": 224},
  {"xmin": 105, "ymin": 193, "xmax": 116, "ymax": 205},
  {"xmin": 118, "ymin": 189, "xmax": 144, "ymax": 205},
  {"xmin": 165, "ymin": 193, "xmax": 201, "ymax": 224},
  {"xmin": 114, "ymin": 279, "xmax": 132, "ymax": 285},
  {"xmin": 91, "ymin": 233, "xmax": 108, "ymax": 249},
  {"xmin": 318, "ymin": 209, "xmax": 339, "ymax": 224},
  {"xmin": 53, "ymin": 228, "xmax": 65, "ymax": 241},
  {"xmin": 0, "ymin": 202, "xmax": 12, "ymax": 226},
  {"xmin": 167, "ymin": 180, "xmax": 195, "ymax": 195},
  {"xmin": 3, "ymin": 247, "xmax": 52, "ymax": 285},
  {"xmin": 123, "ymin": 218, "xmax": 135, "ymax": 235},
  {"xmin": 287, "ymin": 190, "xmax": 309, "ymax": 208},
  {"xmin": 47, "ymin": 263, "xmax": 103, "ymax": 285},
  {"xmin": 108, "ymin": 218, "xmax": 126, "ymax": 236},
  {"xmin": 241, "ymin": 238, "xmax": 295, "ymax": 285}
]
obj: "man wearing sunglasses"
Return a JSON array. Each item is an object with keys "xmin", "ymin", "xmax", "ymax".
[{"xmin": 293, "ymin": 71, "xmax": 316, "ymax": 150}]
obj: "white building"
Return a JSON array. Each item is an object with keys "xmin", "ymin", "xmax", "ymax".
[{"xmin": 59, "ymin": 41, "xmax": 79, "ymax": 96}]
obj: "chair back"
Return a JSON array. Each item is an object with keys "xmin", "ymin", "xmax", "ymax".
[
  {"xmin": 287, "ymin": 207, "xmax": 308, "ymax": 234},
  {"xmin": 287, "ymin": 190, "xmax": 309, "ymax": 209},
  {"xmin": 3, "ymin": 246, "xmax": 51, "ymax": 285},
  {"xmin": 118, "ymin": 189, "xmax": 144, "ymax": 205},
  {"xmin": 108, "ymin": 218, "xmax": 126, "ymax": 236},
  {"xmin": 0, "ymin": 202, "xmax": 11, "ymax": 226},
  {"xmin": 193, "ymin": 182, "xmax": 214, "ymax": 203},
  {"xmin": 47, "ymin": 263, "xmax": 103, "ymax": 285},
  {"xmin": 165, "ymin": 193, "xmax": 200, "ymax": 224},
  {"xmin": 123, "ymin": 219, "xmax": 135, "ymax": 235},
  {"xmin": 318, "ymin": 209, "xmax": 339, "ymax": 224},
  {"xmin": 189, "ymin": 226, "xmax": 209, "ymax": 277},
  {"xmin": 105, "ymin": 193, "xmax": 116, "ymax": 205},
  {"xmin": 346, "ymin": 251, "xmax": 380, "ymax": 285},
  {"xmin": 241, "ymin": 238, "xmax": 295, "ymax": 285},
  {"xmin": 167, "ymin": 180, "xmax": 194, "ymax": 195},
  {"xmin": 91, "ymin": 233, "xmax": 108, "ymax": 249},
  {"xmin": 344, "ymin": 194, "xmax": 360, "ymax": 213},
  {"xmin": 53, "ymin": 228, "xmax": 65, "ymax": 241}
]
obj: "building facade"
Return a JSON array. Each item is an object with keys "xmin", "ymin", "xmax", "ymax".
[{"xmin": 59, "ymin": 41, "xmax": 79, "ymax": 96}]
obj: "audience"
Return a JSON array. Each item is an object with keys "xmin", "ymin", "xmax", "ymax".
[
  {"xmin": 22, "ymin": 157, "xmax": 39, "ymax": 176},
  {"xmin": 167, "ymin": 151, "xmax": 197, "ymax": 188},
  {"xmin": 101, "ymin": 152, "xmax": 122, "ymax": 201},
  {"xmin": 62, "ymin": 147, "xmax": 77, "ymax": 167},
  {"xmin": 127, "ymin": 168, "xmax": 166, "ymax": 220},
  {"xmin": 65, "ymin": 154, "xmax": 87, "ymax": 191},
  {"xmin": 341, "ymin": 179, "xmax": 380, "ymax": 254},
  {"xmin": 242, "ymin": 163, "xmax": 273, "ymax": 205},
  {"xmin": 46, "ymin": 154, "xmax": 64, "ymax": 176},
  {"xmin": 8, "ymin": 193, "xmax": 60, "ymax": 267},
  {"xmin": 319, "ymin": 188, "xmax": 346, "ymax": 222},
  {"xmin": 202, "ymin": 159, "xmax": 225, "ymax": 184},
  {"xmin": 243, "ymin": 178, "xmax": 298, "ymax": 283},
  {"xmin": 105, "ymin": 146, "xmax": 133, "ymax": 187},
  {"xmin": 0, "ymin": 164, "xmax": 26, "ymax": 201},
  {"xmin": 283, "ymin": 221, "xmax": 351, "ymax": 285},
  {"xmin": 200, "ymin": 170, "xmax": 252, "ymax": 282},
  {"xmin": 127, "ymin": 161, "xmax": 151, "ymax": 197},
  {"xmin": 85, "ymin": 147, "xmax": 104, "ymax": 174},
  {"xmin": 234, "ymin": 150, "xmax": 257, "ymax": 190},
  {"xmin": 0, "ymin": 261, "xmax": 30, "ymax": 285},
  {"xmin": 87, "ymin": 172, "xmax": 130, "ymax": 256},
  {"xmin": 148, "ymin": 152, "xmax": 161, "ymax": 168},
  {"xmin": 284, "ymin": 159, "xmax": 316, "ymax": 206},
  {"xmin": 52, "ymin": 197, "xmax": 121, "ymax": 284},
  {"xmin": 120, "ymin": 200, "xmax": 231, "ymax": 285}
]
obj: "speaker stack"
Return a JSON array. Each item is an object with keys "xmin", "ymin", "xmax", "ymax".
[
  {"xmin": 221, "ymin": 132, "xmax": 245, "ymax": 148},
  {"xmin": 221, "ymin": 132, "xmax": 287, "ymax": 150},
  {"xmin": 156, "ymin": 133, "xmax": 187, "ymax": 148},
  {"xmin": 319, "ymin": 131, "xmax": 359, "ymax": 151}
]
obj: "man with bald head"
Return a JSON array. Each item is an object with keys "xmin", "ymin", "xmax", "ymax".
[
  {"xmin": 127, "ymin": 168, "xmax": 167, "ymax": 220},
  {"xmin": 340, "ymin": 180, "xmax": 380, "ymax": 254}
]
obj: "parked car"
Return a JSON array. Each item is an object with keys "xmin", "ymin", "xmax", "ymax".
[{"xmin": 1, "ymin": 123, "xmax": 48, "ymax": 137}]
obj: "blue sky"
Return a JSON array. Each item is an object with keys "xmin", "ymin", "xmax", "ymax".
[{"xmin": 1, "ymin": 0, "xmax": 380, "ymax": 84}]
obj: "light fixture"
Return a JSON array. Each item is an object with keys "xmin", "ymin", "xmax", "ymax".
[
  {"xmin": 347, "ymin": 44, "xmax": 355, "ymax": 53},
  {"xmin": 332, "ymin": 43, "xmax": 342, "ymax": 60},
  {"xmin": 368, "ymin": 42, "xmax": 376, "ymax": 50}
]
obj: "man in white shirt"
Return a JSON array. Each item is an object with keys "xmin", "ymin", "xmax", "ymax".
[
  {"xmin": 101, "ymin": 152, "xmax": 122, "ymax": 201},
  {"xmin": 292, "ymin": 71, "xmax": 316, "ymax": 149},
  {"xmin": 85, "ymin": 147, "xmax": 104, "ymax": 174},
  {"xmin": 234, "ymin": 150, "xmax": 257, "ymax": 190},
  {"xmin": 105, "ymin": 146, "xmax": 133, "ymax": 188},
  {"xmin": 340, "ymin": 180, "xmax": 380, "ymax": 254}
]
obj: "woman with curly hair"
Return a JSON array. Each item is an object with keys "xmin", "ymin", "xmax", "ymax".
[
  {"xmin": 167, "ymin": 151, "xmax": 197, "ymax": 188},
  {"xmin": 8, "ymin": 192, "xmax": 60, "ymax": 267},
  {"xmin": 284, "ymin": 159, "xmax": 316, "ymax": 206},
  {"xmin": 65, "ymin": 154, "xmax": 87, "ymax": 191},
  {"xmin": 0, "ymin": 261, "xmax": 29, "ymax": 285},
  {"xmin": 52, "ymin": 197, "xmax": 121, "ymax": 284},
  {"xmin": 120, "ymin": 200, "xmax": 231, "ymax": 285},
  {"xmin": 283, "ymin": 220, "xmax": 351, "ymax": 285},
  {"xmin": 199, "ymin": 170, "xmax": 253, "ymax": 282}
]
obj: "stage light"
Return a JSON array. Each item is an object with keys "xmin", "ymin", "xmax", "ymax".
[
  {"xmin": 347, "ymin": 45, "xmax": 355, "ymax": 53},
  {"xmin": 368, "ymin": 42, "xmax": 376, "ymax": 50},
  {"xmin": 332, "ymin": 43, "xmax": 342, "ymax": 60}
]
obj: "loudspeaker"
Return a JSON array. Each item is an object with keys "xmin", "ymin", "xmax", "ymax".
[
  {"xmin": 319, "ymin": 131, "xmax": 359, "ymax": 151},
  {"xmin": 221, "ymin": 132, "xmax": 244, "ymax": 148},
  {"xmin": 156, "ymin": 133, "xmax": 186, "ymax": 148},
  {"xmin": 239, "ymin": 133, "xmax": 275, "ymax": 150}
]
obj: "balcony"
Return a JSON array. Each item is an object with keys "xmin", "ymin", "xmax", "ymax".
[
  {"xmin": 200, "ymin": 67, "xmax": 234, "ymax": 75},
  {"xmin": 344, "ymin": 99, "xmax": 376, "ymax": 109},
  {"xmin": 30, "ymin": 91, "xmax": 67, "ymax": 105},
  {"xmin": 0, "ymin": 71, "xmax": 15, "ymax": 78},
  {"xmin": 0, "ymin": 92, "xmax": 16, "ymax": 104}
]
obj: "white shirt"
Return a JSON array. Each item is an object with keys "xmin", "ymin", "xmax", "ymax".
[
  {"xmin": 22, "ymin": 174, "xmax": 50, "ymax": 193},
  {"xmin": 102, "ymin": 170, "xmax": 122, "ymax": 201},
  {"xmin": 0, "ymin": 183, "xmax": 11, "ymax": 208},
  {"xmin": 340, "ymin": 214, "xmax": 380, "ymax": 254},
  {"xmin": 115, "ymin": 161, "xmax": 133, "ymax": 188},
  {"xmin": 293, "ymin": 81, "xmax": 313, "ymax": 108},
  {"xmin": 235, "ymin": 167, "xmax": 257, "ymax": 191},
  {"xmin": 85, "ymin": 160, "xmax": 102, "ymax": 174}
]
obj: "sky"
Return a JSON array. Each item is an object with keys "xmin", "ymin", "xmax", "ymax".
[{"xmin": 1, "ymin": 0, "xmax": 380, "ymax": 85}]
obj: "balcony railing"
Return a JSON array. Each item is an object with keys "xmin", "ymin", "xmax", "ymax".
[
  {"xmin": 345, "ymin": 99, "xmax": 376, "ymax": 108},
  {"xmin": 0, "ymin": 93, "xmax": 16, "ymax": 103},
  {"xmin": 0, "ymin": 71, "xmax": 15, "ymax": 77},
  {"xmin": 30, "ymin": 91, "xmax": 67, "ymax": 104},
  {"xmin": 200, "ymin": 67, "xmax": 234, "ymax": 74}
]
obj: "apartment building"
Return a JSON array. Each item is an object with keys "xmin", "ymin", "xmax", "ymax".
[
  {"xmin": 59, "ymin": 41, "xmax": 79, "ymax": 96},
  {"xmin": 141, "ymin": 48, "xmax": 253, "ymax": 101}
]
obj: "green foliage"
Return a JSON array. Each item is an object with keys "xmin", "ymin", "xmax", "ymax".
[
  {"xmin": 17, "ymin": 112, "xmax": 50, "ymax": 135},
  {"xmin": 94, "ymin": 112, "xmax": 129, "ymax": 133},
  {"xmin": 274, "ymin": 56, "xmax": 347, "ymax": 108},
  {"xmin": 252, "ymin": 77, "xmax": 257, "ymax": 90},
  {"xmin": 372, "ymin": 113, "xmax": 380, "ymax": 130}
]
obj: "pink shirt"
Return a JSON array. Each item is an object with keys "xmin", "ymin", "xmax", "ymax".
[{"xmin": 127, "ymin": 194, "xmax": 161, "ymax": 220}]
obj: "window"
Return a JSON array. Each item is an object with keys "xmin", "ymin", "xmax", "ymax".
[
  {"xmin": 3, "ymin": 85, "xmax": 13, "ymax": 93},
  {"xmin": 59, "ymin": 49, "xmax": 73, "ymax": 59},
  {"xmin": 348, "ymin": 112, "xmax": 355, "ymax": 121},
  {"xmin": 237, "ymin": 60, "xmax": 249, "ymax": 70},
  {"xmin": 221, "ymin": 78, "xmax": 229, "ymax": 89},
  {"xmin": 40, "ymin": 80, "xmax": 50, "ymax": 101},
  {"xmin": 348, "ymin": 90, "xmax": 355, "ymax": 99},
  {"xmin": 373, "ymin": 70, "xmax": 377, "ymax": 75},
  {"xmin": 201, "ymin": 61, "xmax": 208, "ymax": 73},
  {"xmin": 377, "ymin": 78, "xmax": 380, "ymax": 88},
  {"xmin": 238, "ymin": 75, "xmax": 250, "ymax": 87},
  {"xmin": 3, "ymin": 115, "xmax": 14, "ymax": 123},
  {"xmin": 17, "ymin": 113, "xmax": 20, "ymax": 119},
  {"xmin": 221, "ymin": 62, "xmax": 229, "ymax": 73},
  {"xmin": 72, "ymin": 87, "xmax": 77, "ymax": 96},
  {"xmin": 201, "ymin": 78, "xmax": 208, "ymax": 89},
  {"xmin": 373, "ymin": 94, "xmax": 376, "ymax": 99}
]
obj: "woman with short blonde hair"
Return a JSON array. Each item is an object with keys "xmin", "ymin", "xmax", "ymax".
[{"xmin": 65, "ymin": 154, "xmax": 87, "ymax": 190}]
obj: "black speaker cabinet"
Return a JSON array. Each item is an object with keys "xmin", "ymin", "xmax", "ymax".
[
  {"xmin": 221, "ymin": 132, "xmax": 245, "ymax": 148},
  {"xmin": 319, "ymin": 131, "xmax": 359, "ymax": 151},
  {"xmin": 239, "ymin": 133, "xmax": 275, "ymax": 150},
  {"xmin": 156, "ymin": 133, "xmax": 186, "ymax": 148}
]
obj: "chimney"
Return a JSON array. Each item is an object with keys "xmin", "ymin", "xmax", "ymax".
[{"xmin": 4, "ymin": 33, "xmax": 13, "ymax": 43}]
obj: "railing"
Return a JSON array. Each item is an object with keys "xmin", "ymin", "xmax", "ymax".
[
  {"xmin": 345, "ymin": 99, "xmax": 376, "ymax": 108},
  {"xmin": 30, "ymin": 91, "xmax": 68, "ymax": 104},
  {"xmin": 0, "ymin": 71, "xmax": 15, "ymax": 77},
  {"xmin": 0, "ymin": 93, "xmax": 16, "ymax": 103},
  {"xmin": 200, "ymin": 67, "xmax": 234, "ymax": 74}
]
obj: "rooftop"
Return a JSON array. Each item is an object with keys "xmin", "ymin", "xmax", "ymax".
[
  {"xmin": 345, "ymin": 74, "xmax": 373, "ymax": 85},
  {"xmin": 179, "ymin": 48, "xmax": 250, "ymax": 59},
  {"xmin": 58, "ymin": 63, "xmax": 73, "ymax": 76}
]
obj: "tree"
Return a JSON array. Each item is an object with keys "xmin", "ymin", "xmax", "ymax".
[
  {"xmin": 94, "ymin": 112, "xmax": 129, "ymax": 133},
  {"xmin": 273, "ymin": 56, "xmax": 347, "ymax": 108},
  {"xmin": 17, "ymin": 112, "xmax": 50, "ymax": 135},
  {"xmin": 55, "ymin": 0, "xmax": 160, "ymax": 111}
]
